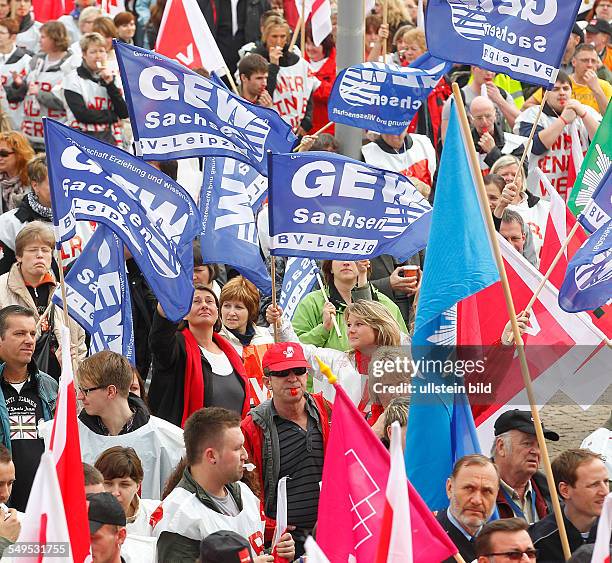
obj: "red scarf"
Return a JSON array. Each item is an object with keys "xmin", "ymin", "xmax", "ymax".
[{"xmin": 181, "ymin": 329, "xmax": 250, "ymax": 427}]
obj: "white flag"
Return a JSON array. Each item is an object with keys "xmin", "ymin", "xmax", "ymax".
[
  {"xmin": 305, "ymin": 536, "xmax": 331, "ymax": 563},
  {"xmin": 591, "ymin": 492, "xmax": 612, "ymax": 563}
]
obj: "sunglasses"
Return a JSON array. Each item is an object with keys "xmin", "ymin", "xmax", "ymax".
[
  {"xmin": 483, "ymin": 549, "xmax": 538, "ymax": 560},
  {"xmin": 0, "ymin": 150, "xmax": 14, "ymax": 158},
  {"xmin": 268, "ymin": 367, "xmax": 308, "ymax": 377}
]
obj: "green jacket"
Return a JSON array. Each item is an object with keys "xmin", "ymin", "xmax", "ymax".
[{"xmin": 291, "ymin": 284, "xmax": 408, "ymax": 352}]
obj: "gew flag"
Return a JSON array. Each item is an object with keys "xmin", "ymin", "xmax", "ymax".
[
  {"xmin": 426, "ymin": 0, "xmax": 582, "ymax": 87},
  {"xmin": 328, "ymin": 53, "xmax": 452, "ymax": 134},
  {"xmin": 559, "ymin": 219, "xmax": 612, "ymax": 313},
  {"xmin": 579, "ymin": 165, "xmax": 611, "ymax": 234},
  {"xmin": 44, "ymin": 118, "xmax": 201, "ymax": 322},
  {"xmin": 268, "ymin": 151, "xmax": 432, "ymax": 261},
  {"xmin": 114, "ymin": 41, "xmax": 297, "ymax": 175},
  {"xmin": 53, "ymin": 225, "xmax": 135, "ymax": 363},
  {"xmin": 200, "ymin": 157, "xmax": 272, "ymax": 295}
]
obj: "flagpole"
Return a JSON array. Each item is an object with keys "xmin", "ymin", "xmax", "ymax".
[
  {"xmin": 512, "ymin": 91, "xmax": 548, "ymax": 186},
  {"xmin": 315, "ymin": 272, "xmax": 342, "ymax": 338},
  {"xmin": 453, "ymin": 554, "xmax": 467, "ymax": 563},
  {"xmin": 271, "ymin": 259, "xmax": 279, "ymax": 342},
  {"xmin": 381, "ymin": 0, "xmax": 388, "ymax": 59},
  {"xmin": 300, "ymin": 0, "xmax": 307, "ymax": 55},
  {"xmin": 289, "ymin": 16, "xmax": 303, "ymax": 51},
  {"xmin": 452, "ymin": 82, "xmax": 572, "ymax": 562},
  {"xmin": 524, "ymin": 222, "xmax": 580, "ymax": 314},
  {"xmin": 56, "ymin": 250, "xmax": 80, "ymax": 376},
  {"xmin": 293, "ymin": 120, "xmax": 335, "ymax": 152},
  {"xmin": 223, "ymin": 66, "xmax": 240, "ymax": 95}
]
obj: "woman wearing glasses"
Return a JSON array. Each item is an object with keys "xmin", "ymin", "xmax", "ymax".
[
  {"xmin": 0, "ymin": 131, "xmax": 34, "ymax": 212},
  {"xmin": 149, "ymin": 285, "xmax": 251, "ymax": 427}
]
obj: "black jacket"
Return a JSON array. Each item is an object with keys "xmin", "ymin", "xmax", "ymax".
[
  {"xmin": 79, "ymin": 393, "xmax": 150, "ymax": 435},
  {"xmin": 471, "ymin": 122, "xmax": 525, "ymax": 170},
  {"xmin": 436, "ymin": 509, "xmax": 476, "ymax": 563},
  {"xmin": 529, "ymin": 510, "xmax": 603, "ymax": 563}
]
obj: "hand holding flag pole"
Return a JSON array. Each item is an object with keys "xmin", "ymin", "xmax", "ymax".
[
  {"xmin": 314, "ymin": 270, "xmax": 342, "ymax": 338},
  {"xmin": 452, "ymin": 82, "xmax": 572, "ymax": 561}
]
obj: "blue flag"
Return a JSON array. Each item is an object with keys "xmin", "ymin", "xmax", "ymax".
[
  {"xmin": 328, "ymin": 53, "xmax": 452, "ymax": 134},
  {"xmin": 426, "ymin": 0, "xmax": 582, "ymax": 87},
  {"xmin": 559, "ymin": 219, "xmax": 612, "ymax": 313},
  {"xmin": 53, "ymin": 225, "xmax": 135, "ymax": 363},
  {"xmin": 405, "ymin": 103, "xmax": 499, "ymax": 510},
  {"xmin": 200, "ymin": 157, "xmax": 272, "ymax": 295},
  {"xmin": 279, "ymin": 258, "xmax": 318, "ymax": 322},
  {"xmin": 114, "ymin": 41, "xmax": 297, "ymax": 175},
  {"xmin": 579, "ymin": 165, "xmax": 611, "ymax": 234},
  {"xmin": 44, "ymin": 118, "xmax": 202, "ymax": 322},
  {"xmin": 268, "ymin": 151, "xmax": 432, "ymax": 261}
]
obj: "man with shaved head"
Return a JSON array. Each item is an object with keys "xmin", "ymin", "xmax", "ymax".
[{"xmin": 469, "ymin": 96, "xmax": 526, "ymax": 175}]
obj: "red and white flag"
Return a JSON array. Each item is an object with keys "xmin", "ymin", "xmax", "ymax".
[
  {"xmin": 317, "ymin": 381, "xmax": 458, "ymax": 562},
  {"xmin": 48, "ymin": 325, "xmax": 91, "ymax": 563},
  {"xmin": 304, "ymin": 537, "xmax": 331, "ymax": 563},
  {"xmin": 374, "ymin": 422, "xmax": 413, "ymax": 563},
  {"xmin": 156, "ymin": 0, "xmax": 226, "ymax": 74},
  {"xmin": 591, "ymin": 492, "xmax": 612, "ymax": 563},
  {"xmin": 32, "ymin": 0, "xmax": 65, "ymax": 21},
  {"xmin": 294, "ymin": 0, "xmax": 333, "ymax": 46},
  {"xmin": 8, "ymin": 453, "xmax": 71, "ymax": 562},
  {"xmin": 272, "ymin": 476, "xmax": 288, "ymax": 562},
  {"xmin": 100, "ymin": 0, "xmax": 125, "ymax": 18}
]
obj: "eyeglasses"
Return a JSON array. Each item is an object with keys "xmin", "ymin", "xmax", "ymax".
[
  {"xmin": 483, "ymin": 549, "xmax": 538, "ymax": 560},
  {"xmin": 0, "ymin": 150, "xmax": 14, "ymax": 158},
  {"xmin": 79, "ymin": 385, "xmax": 107, "ymax": 396},
  {"xmin": 269, "ymin": 367, "xmax": 308, "ymax": 377}
]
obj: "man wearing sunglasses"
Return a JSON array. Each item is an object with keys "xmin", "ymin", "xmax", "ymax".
[
  {"xmin": 475, "ymin": 517, "xmax": 537, "ymax": 562},
  {"xmin": 241, "ymin": 342, "xmax": 332, "ymax": 558}
]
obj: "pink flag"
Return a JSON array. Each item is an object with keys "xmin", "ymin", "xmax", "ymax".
[
  {"xmin": 9, "ymin": 453, "xmax": 71, "ymax": 562},
  {"xmin": 48, "ymin": 326, "xmax": 91, "ymax": 563},
  {"xmin": 374, "ymin": 422, "xmax": 413, "ymax": 563},
  {"xmin": 317, "ymin": 382, "xmax": 458, "ymax": 562},
  {"xmin": 592, "ymin": 493, "xmax": 612, "ymax": 563},
  {"xmin": 156, "ymin": 0, "xmax": 227, "ymax": 74}
]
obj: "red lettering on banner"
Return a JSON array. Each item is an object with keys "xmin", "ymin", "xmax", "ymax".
[
  {"xmin": 248, "ymin": 531, "xmax": 265, "ymax": 555},
  {"xmin": 40, "ymin": 81, "xmax": 51, "ymax": 93}
]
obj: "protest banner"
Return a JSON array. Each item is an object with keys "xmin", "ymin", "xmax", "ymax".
[
  {"xmin": 268, "ymin": 151, "xmax": 432, "ymax": 261},
  {"xmin": 44, "ymin": 118, "xmax": 201, "ymax": 322},
  {"xmin": 426, "ymin": 0, "xmax": 582, "ymax": 87},
  {"xmin": 114, "ymin": 42, "xmax": 297, "ymax": 174},
  {"xmin": 328, "ymin": 53, "xmax": 452, "ymax": 134}
]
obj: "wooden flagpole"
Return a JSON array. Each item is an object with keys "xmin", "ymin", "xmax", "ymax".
[
  {"xmin": 452, "ymin": 82, "xmax": 572, "ymax": 561},
  {"xmin": 293, "ymin": 120, "xmax": 335, "ymax": 152},
  {"xmin": 512, "ymin": 91, "xmax": 548, "ymax": 185},
  {"xmin": 270, "ymin": 259, "xmax": 279, "ymax": 342},
  {"xmin": 300, "ymin": 0, "xmax": 307, "ymax": 55},
  {"xmin": 381, "ymin": 0, "xmax": 388, "ymax": 59},
  {"xmin": 289, "ymin": 16, "xmax": 303, "ymax": 51}
]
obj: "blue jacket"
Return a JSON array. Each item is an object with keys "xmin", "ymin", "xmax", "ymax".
[{"xmin": 0, "ymin": 363, "xmax": 57, "ymax": 452}]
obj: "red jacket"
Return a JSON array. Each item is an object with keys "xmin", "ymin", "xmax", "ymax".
[
  {"xmin": 241, "ymin": 392, "xmax": 331, "ymax": 543},
  {"xmin": 306, "ymin": 48, "xmax": 336, "ymax": 135}
]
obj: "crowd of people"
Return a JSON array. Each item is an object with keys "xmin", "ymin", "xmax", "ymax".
[{"xmin": 0, "ymin": 0, "xmax": 609, "ymax": 561}]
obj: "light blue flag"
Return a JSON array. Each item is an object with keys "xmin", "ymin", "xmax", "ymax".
[
  {"xmin": 579, "ymin": 165, "xmax": 611, "ymax": 234},
  {"xmin": 53, "ymin": 225, "xmax": 135, "ymax": 363},
  {"xmin": 200, "ymin": 157, "xmax": 272, "ymax": 295},
  {"xmin": 405, "ymin": 102, "xmax": 500, "ymax": 510},
  {"xmin": 279, "ymin": 258, "xmax": 318, "ymax": 322}
]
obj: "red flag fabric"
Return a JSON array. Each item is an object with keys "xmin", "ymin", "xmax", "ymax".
[
  {"xmin": 155, "ymin": 0, "xmax": 226, "ymax": 74},
  {"xmin": 316, "ymin": 381, "xmax": 458, "ymax": 562},
  {"xmin": 48, "ymin": 326, "xmax": 91, "ymax": 563},
  {"xmin": 457, "ymin": 236, "xmax": 611, "ymax": 451},
  {"xmin": 32, "ymin": 0, "xmax": 65, "ymax": 21},
  {"xmin": 374, "ymin": 422, "xmax": 413, "ymax": 563}
]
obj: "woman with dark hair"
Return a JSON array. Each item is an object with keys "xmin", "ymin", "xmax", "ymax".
[
  {"xmin": 291, "ymin": 260, "xmax": 407, "ymax": 352},
  {"xmin": 14, "ymin": 21, "xmax": 71, "ymax": 152},
  {"xmin": 148, "ymin": 285, "xmax": 251, "ymax": 427},
  {"xmin": 0, "ymin": 131, "xmax": 33, "ymax": 212},
  {"xmin": 304, "ymin": 23, "xmax": 335, "ymax": 134}
]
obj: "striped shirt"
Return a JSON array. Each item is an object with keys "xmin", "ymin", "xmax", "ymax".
[{"xmin": 270, "ymin": 406, "xmax": 324, "ymax": 530}]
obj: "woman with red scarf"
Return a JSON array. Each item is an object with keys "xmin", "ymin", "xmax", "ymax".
[{"xmin": 148, "ymin": 285, "xmax": 250, "ymax": 428}]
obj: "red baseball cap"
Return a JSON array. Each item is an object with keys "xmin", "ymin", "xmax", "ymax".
[{"xmin": 262, "ymin": 342, "xmax": 310, "ymax": 373}]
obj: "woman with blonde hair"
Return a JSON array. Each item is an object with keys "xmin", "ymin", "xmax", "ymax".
[
  {"xmin": 267, "ymin": 299, "xmax": 407, "ymax": 417},
  {"xmin": 0, "ymin": 221, "xmax": 86, "ymax": 378},
  {"xmin": 490, "ymin": 154, "xmax": 550, "ymax": 258},
  {"xmin": 369, "ymin": 0, "xmax": 411, "ymax": 60},
  {"xmin": 0, "ymin": 131, "xmax": 34, "ymax": 212}
]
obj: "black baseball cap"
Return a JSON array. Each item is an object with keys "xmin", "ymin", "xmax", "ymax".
[
  {"xmin": 199, "ymin": 531, "xmax": 254, "ymax": 563},
  {"xmin": 87, "ymin": 492, "xmax": 126, "ymax": 534},
  {"xmin": 586, "ymin": 18, "xmax": 612, "ymax": 37},
  {"xmin": 494, "ymin": 410, "xmax": 559, "ymax": 441},
  {"xmin": 571, "ymin": 23, "xmax": 585, "ymax": 43}
]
